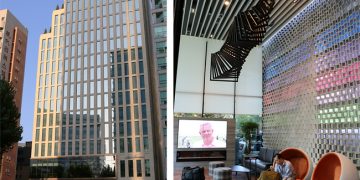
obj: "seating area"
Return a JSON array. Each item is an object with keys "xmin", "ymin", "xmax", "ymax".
[
  {"xmin": 244, "ymin": 147, "xmax": 279, "ymax": 174},
  {"xmin": 175, "ymin": 148, "xmax": 360, "ymax": 180}
]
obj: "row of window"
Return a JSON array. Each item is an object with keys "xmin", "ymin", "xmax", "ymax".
[
  {"xmin": 61, "ymin": 48, "xmax": 143, "ymax": 72},
  {"xmin": 63, "ymin": 35, "xmax": 143, "ymax": 59},
  {"xmin": 67, "ymin": 11, "xmax": 141, "ymax": 31},
  {"xmin": 30, "ymin": 157, "xmax": 151, "ymax": 178},
  {"xmin": 39, "ymin": 59, "xmax": 61, "ymax": 79},
  {"xmin": 110, "ymin": 62, "xmax": 145, "ymax": 77},
  {"xmin": 33, "ymin": 136, "xmax": 149, "ymax": 157},
  {"xmin": 39, "ymin": 48, "xmax": 63, "ymax": 64},
  {"xmin": 62, "ymin": 62, "xmax": 144, "ymax": 84},
  {"xmin": 35, "ymin": 114, "xmax": 60, "ymax": 128},
  {"xmin": 36, "ymin": 100, "xmax": 61, "ymax": 113},
  {"xmin": 62, "ymin": 80, "xmax": 145, "ymax": 100},
  {"xmin": 41, "ymin": 36, "xmax": 64, "ymax": 51},
  {"xmin": 120, "ymin": 159, "xmax": 151, "ymax": 177},
  {"xmin": 61, "ymin": 103, "xmax": 147, "ymax": 122},
  {"xmin": 37, "ymin": 69, "xmax": 145, "ymax": 101},
  {"xmin": 66, "ymin": 0, "xmax": 141, "ymax": 17},
  {"xmin": 65, "ymin": 22, "xmax": 141, "ymax": 44},
  {"xmin": 53, "ymin": 14, "xmax": 65, "ymax": 26},
  {"xmin": 55, "ymin": 121, "xmax": 148, "ymax": 141},
  {"xmin": 35, "ymin": 97, "xmax": 147, "ymax": 128},
  {"xmin": 35, "ymin": 98, "xmax": 147, "ymax": 126},
  {"xmin": 37, "ymin": 85, "xmax": 62, "ymax": 100},
  {"xmin": 35, "ymin": 128, "xmax": 59, "ymax": 142}
]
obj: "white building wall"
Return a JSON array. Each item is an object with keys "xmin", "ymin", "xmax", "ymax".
[{"xmin": 175, "ymin": 35, "xmax": 262, "ymax": 115}]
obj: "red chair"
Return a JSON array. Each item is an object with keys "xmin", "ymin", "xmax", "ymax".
[
  {"xmin": 279, "ymin": 147, "xmax": 312, "ymax": 180},
  {"xmin": 311, "ymin": 152, "xmax": 359, "ymax": 180}
]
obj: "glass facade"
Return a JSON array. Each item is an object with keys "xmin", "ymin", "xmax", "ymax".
[
  {"xmin": 151, "ymin": 0, "xmax": 167, "ymax": 170},
  {"xmin": 31, "ymin": 0, "xmax": 163, "ymax": 179}
]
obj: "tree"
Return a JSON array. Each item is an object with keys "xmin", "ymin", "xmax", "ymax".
[
  {"xmin": 100, "ymin": 165, "xmax": 115, "ymax": 177},
  {"xmin": 68, "ymin": 164, "xmax": 93, "ymax": 178},
  {"xmin": 239, "ymin": 120, "xmax": 258, "ymax": 154},
  {"xmin": 0, "ymin": 79, "xmax": 23, "ymax": 155}
]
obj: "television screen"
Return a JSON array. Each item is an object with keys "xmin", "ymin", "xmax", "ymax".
[{"xmin": 177, "ymin": 119, "xmax": 227, "ymax": 148}]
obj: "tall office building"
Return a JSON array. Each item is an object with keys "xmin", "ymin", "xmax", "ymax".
[
  {"xmin": 30, "ymin": 1, "xmax": 165, "ymax": 179},
  {"xmin": 149, "ymin": 0, "xmax": 167, "ymax": 175},
  {"xmin": 0, "ymin": 9, "xmax": 28, "ymax": 180}
]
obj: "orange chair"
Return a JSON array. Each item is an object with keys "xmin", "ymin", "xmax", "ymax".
[
  {"xmin": 311, "ymin": 152, "xmax": 359, "ymax": 180},
  {"xmin": 279, "ymin": 147, "xmax": 312, "ymax": 180}
]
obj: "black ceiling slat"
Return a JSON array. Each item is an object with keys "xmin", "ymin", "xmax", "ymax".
[
  {"xmin": 181, "ymin": 0, "xmax": 311, "ymax": 42},
  {"xmin": 214, "ymin": 0, "xmax": 245, "ymax": 39},
  {"xmin": 189, "ymin": 0, "xmax": 200, "ymax": 36},
  {"xmin": 218, "ymin": 1, "xmax": 252, "ymax": 40},
  {"xmin": 199, "ymin": 0, "xmax": 217, "ymax": 37},
  {"xmin": 212, "ymin": 1, "xmax": 238, "ymax": 39},
  {"xmin": 181, "ymin": 0, "xmax": 192, "ymax": 35},
  {"xmin": 204, "ymin": 0, "xmax": 223, "ymax": 38},
  {"xmin": 192, "ymin": 0, "xmax": 206, "ymax": 36}
]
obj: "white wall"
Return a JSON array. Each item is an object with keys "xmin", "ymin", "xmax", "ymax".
[{"xmin": 175, "ymin": 35, "xmax": 263, "ymax": 115}]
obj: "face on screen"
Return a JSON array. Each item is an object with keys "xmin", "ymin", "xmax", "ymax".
[
  {"xmin": 199, "ymin": 123, "xmax": 214, "ymax": 139},
  {"xmin": 177, "ymin": 120, "xmax": 227, "ymax": 148}
]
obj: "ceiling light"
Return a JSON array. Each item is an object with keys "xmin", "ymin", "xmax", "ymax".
[
  {"xmin": 210, "ymin": 34, "xmax": 213, "ymax": 38},
  {"xmin": 224, "ymin": 0, "xmax": 231, "ymax": 6},
  {"xmin": 191, "ymin": 8, "xmax": 195, "ymax": 13}
]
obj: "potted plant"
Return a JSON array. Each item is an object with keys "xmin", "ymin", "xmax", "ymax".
[{"xmin": 240, "ymin": 120, "xmax": 259, "ymax": 154}]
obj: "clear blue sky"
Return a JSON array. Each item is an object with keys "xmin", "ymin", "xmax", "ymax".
[{"xmin": 0, "ymin": 0, "xmax": 64, "ymax": 142}]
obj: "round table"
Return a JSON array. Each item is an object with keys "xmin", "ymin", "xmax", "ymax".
[{"xmin": 231, "ymin": 165, "xmax": 250, "ymax": 180}]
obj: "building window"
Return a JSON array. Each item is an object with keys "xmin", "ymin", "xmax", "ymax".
[
  {"xmin": 34, "ymin": 144, "xmax": 39, "ymax": 157},
  {"xmin": 120, "ymin": 160, "xmax": 125, "ymax": 177},
  {"xmin": 136, "ymin": 160, "xmax": 142, "ymax": 177},
  {"xmin": 127, "ymin": 121, "xmax": 132, "ymax": 136},
  {"xmin": 157, "ymin": 57, "xmax": 166, "ymax": 70},
  {"xmin": 36, "ymin": 115, "xmax": 41, "ymax": 127},
  {"xmin": 127, "ymin": 137, "xmax": 132, "ymax": 153},
  {"xmin": 48, "ymin": 128, "xmax": 53, "ymax": 141},
  {"xmin": 47, "ymin": 143, "xmax": 52, "ymax": 156},
  {"xmin": 41, "ymin": 143, "xmax": 45, "ymax": 156},
  {"xmin": 68, "ymin": 141, "xmax": 72, "ymax": 155},
  {"xmin": 119, "ymin": 138, "xmax": 124, "ymax": 153},
  {"xmin": 160, "ymin": 91, "xmax": 166, "ymax": 105},
  {"xmin": 135, "ymin": 137, "xmax": 140, "ymax": 152},
  {"xmin": 54, "ymin": 142, "xmax": 58, "ymax": 156},
  {"xmin": 143, "ymin": 136, "xmax": 148, "ymax": 151},
  {"xmin": 139, "ymin": 75, "xmax": 144, "ymax": 88},
  {"xmin": 159, "ymin": 73, "xmax": 166, "ymax": 87},
  {"xmin": 155, "ymin": 41, "xmax": 166, "ymax": 54},
  {"xmin": 141, "ymin": 105, "xmax": 147, "ymax": 118},
  {"xmin": 145, "ymin": 159, "xmax": 150, "ymax": 176},
  {"xmin": 42, "ymin": 128, "xmax": 46, "ymax": 141},
  {"xmin": 35, "ymin": 129, "xmax": 40, "ymax": 142},
  {"xmin": 128, "ymin": 160, "xmax": 134, "ymax": 177},
  {"xmin": 90, "ymin": 140, "xmax": 94, "ymax": 154},
  {"xmin": 82, "ymin": 140, "xmax": 86, "ymax": 155},
  {"xmin": 61, "ymin": 142, "xmax": 65, "ymax": 155}
]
